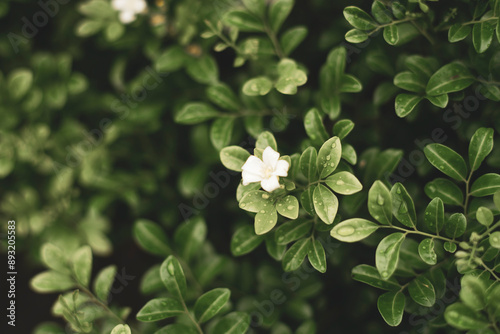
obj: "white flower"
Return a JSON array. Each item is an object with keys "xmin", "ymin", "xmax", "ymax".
[
  {"xmin": 241, "ymin": 146, "xmax": 289, "ymax": 192},
  {"xmin": 111, "ymin": 0, "xmax": 147, "ymax": 24}
]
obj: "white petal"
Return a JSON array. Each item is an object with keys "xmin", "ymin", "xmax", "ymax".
[
  {"xmin": 261, "ymin": 176, "xmax": 280, "ymax": 192},
  {"xmin": 242, "ymin": 170, "xmax": 263, "ymax": 185},
  {"xmin": 242, "ymin": 155, "xmax": 265, "ymax": 174},
  {"xmin": 112, "ymin": 0, "xmax": 126, "ymax": 10},
  {"xmin": 119, "ymin": 11, "xmax": 136, "ymax": 23},
  {"xmin": 273, "ymin": 160, "xmax": 289, "ymax": 177},
  {"xmin": 262, "ymin": 146, "xmax": 280, "ymax": 169},
  {"xmin": 133, "ymin": 0, "xmax": 147, "ymax": 12}
]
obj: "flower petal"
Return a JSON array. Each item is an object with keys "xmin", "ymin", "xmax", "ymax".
[
  {"xmin": 242, "ymin": 155, "xmax": 265, "ymax": 174},
  {"xmin": 261, "ymin": 176, "xmax": 281, "ymax": 192},
  {"xmin": 262, "ymin": 146, "xmax": 280, "ymax": 169},
  {"xmin": 273, "ymin": 160, "xmax": 289, "ymax": 177},
  {"xmin": 111, "ymin": 0, "xmax": 127, "ymax": 10},
  {"xmin": 133, "ymin": 0, "xmax": 147, "ymax": 12},
  {"xmin": 242, "ymin": 170, "xmax": 263, "ymax": 185},
  {"xmin": 119, "ymin": 11, "xmax": 136, "ymax": 23}
]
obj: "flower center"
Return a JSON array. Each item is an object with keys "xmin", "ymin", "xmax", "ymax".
[{"xmin": 263, "ymin": 165, "xmax": 274, "ymax": 179}]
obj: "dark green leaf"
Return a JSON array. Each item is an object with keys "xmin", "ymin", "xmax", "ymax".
[
  {"xmin": 308, "ymin": 239, "xmax": 327, "ymax": 273},
  {"xmin": 343, "ymin": 6, "xmax": 378, "ymax": 30},
  {"xmin": 212, "ymin": 312, "xmax": 250, "ymax": 334},
  {"xmin": 469, "ymin": 127, "xmax": 494, "ymax": 171},
  {"xmin": 418, "ymin": 238, "xmax": 437, "ymax": 265},
  {"xmin": 210, "ymin": 117, "xmax": 235, "ymax": 151},
  {"xmin": 175, "ymin": 103, "xmax": 219, "ymax": 125},
  {"xmin": 376, "ymin": 232, "xmax": 405, "ymax": 279},
  {"xmin": 444, "ymin": 213, "xmax": 467, "ymax": 238},
  {"xmin": 220, "ymin": 146, "xmax": 251, "ymax": 172},
  {"xmin": 424, "ymin": 178, "xmax": 464, "ymax": 206},
  {"xmin": 470, "ymin": 173, "xmax": 500, "ymax": 197},
  {"xmin": 194, "ymin": 288, "xmax": 231, "ymax": 323},
  {"xmin": 223, "ymin": 10, "xmax": 265, "ymax": 32},
  {"xmin": 383, "ymin": 25, "xmax": 399, "ymax": 45},
  {"xmin": 174, "ymin": 216, "xmax": 207, "ymax": 261},
  {"xmin": 352, "ymin": 265, "xmax": 401, "ymax": 290},
  {"xmin": 424, "ymin": 144, "xmax": 468, "ymax": 182},
  {"xmin": 330, "ymin": 218, "xmax": 379, "ymax": 242},
  {"xmin": 136, "ymin": 298, "xmax": 184, "ymax": 322},
  {"xmin": 93, "ymin": 265, "xmax": 116, "ymax": 302},
  {"xmin": 206, "ymin": 83, "xmax": 240, "ymax": 111},
  {"xmin": 394, "ymin": 71, "xmax": 426, "ymax": 93},
  {"xmin": 317, "ymin": 136, "xmax": 342, "ymax": 178},
  {"xmin": 395, "ymin": 93, "xmax": 422, "ymax": 118},
  {"xmin": 160, "ymin": 256, "xmax": 187, "ymax": 301},
  {"xmin": 304, "ymin": 108, "xmax": 329, "ymax": 145},
  {"xmin": 408, "ymin": 276, "xmax": 436, "ymax": 307},
  {"xmin": 186, "ymin": 55, "xmax": 219, "ymax": 84},
  {"xmin": 460, "ymin": 275, "xmax": 487, "ymax": 311},
  {"xmin": 313, "ymin": 184, "xmax": 338, "ymax": 225},
  {"xmin": 275, "ymin": 219, "xmax": 312, "ymax": 245},
  {"xmin": 391, "ymin": 183, "xmax": 417, "ymax": 228},
  {"xmin": 368, "ymin": 181, "xmax": 392, "ymax": 225},
  {"xmin": 424, "ymin": 197, "xmax": 445, "ymax": 234},
  {"xmin": 282, "ymin": 238, "xmax": 310, "ymax": 271},
  {"xmin": 231, "ymin": 225, "xmax": 264, "ymax": 255},
  {"xmin": 280, "ymin": 26, "xmax": 308, "ymax": 56},
  {"xmin": 444, "ymin": 303, "xmax": 489, "ymax": 330},
  {"xmin": 472, "ymin": 20, "xmax": 495, "ymax": 53},
  {"xmin": 426, "ymin": 63, "xmax": 474, "ymax": 96},
  {"xmin": 371, "ymin": 1, "xmax": 392, "ymax": 24},
  {"xmin": 448, "ymin": 24, "xmax": 472, "ymax": 42},
  {"xmin": 377, "ymin": 291, "xmax": 405, "ymax": 326},
  {"xmin": 300, "ymin": 147, "xmax": 318, "ymax": 182},
  {"xmin": 133, "ymin": 219, "xmax": 170, "ymax": 257},
  {"xmin": 269, "ymin": 0, "xmax": 294, "ymax": 32}
]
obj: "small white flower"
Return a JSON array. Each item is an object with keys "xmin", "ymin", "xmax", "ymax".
[
  {"xmin": 112, "ymin": 0, "xmax": 147, "ymax": 24},
  {"xmin": 241, "ymin": 146, "xmax": 290, "ymax": 192}
]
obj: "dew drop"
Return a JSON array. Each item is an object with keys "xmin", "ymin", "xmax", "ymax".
[
  {"xmin": 381, "ymin": 271, "xmax": 389, "ymax": 278},
  {"xmin": 399, "ymin": 202, "xmax": 408, "ymax": 214},
  {"xmin": 287, "ymin": 205, "xmax": 294, "ymax": 210},
  {"xmin": 326, "ymin": 155, "xmax": 331, "ymax": 161},
  {"xmin": 260, "ymin": 210, "xmax": 266, "ymax": 213},
  {"xmin": 377, "ymin": 194, "xmax": 385, "ymax": 206},
  {"xmin": 167, "ymin": 262, "xmax": 175, "ymax": 275},
  {"xmin": 235, "ymin": 247, "xmax": 241, "ymax": 253},
  {"xmin": 428, "ymin": 185, "xmax": 436, "ymax": 193},
  {"xmin": 330, "ymin": 163, "xmax": 335, "ymax": 167},
  {"xmin": 268, "ymin": 220, "xmax": 273, "ymax": 223},
  {"xmin": 240, "ymin": 203, "xmax": 246, "ymax": 208},
  {"xmin": 337, "ymin": 226, "xmax": 355, "ymax": 236},
  {"xmin": 396, "ymin": 188, "xmax": 401, "ymax": 194},
  {"xmin": 336, "ymin": 180, "xmax": 345, "ymax": 186},
  {"xmin": 262, "ymin": 193, "xmax": 269, "ymax": 199}
]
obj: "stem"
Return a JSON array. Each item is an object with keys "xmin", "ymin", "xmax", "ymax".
[
  {"xmin": 463, "ymin": 171, "xmax": 473, "ymax": 216},
  {"xmin": 263, "ymin": 22, "xmax": 285, "ymax": 59},
  {"xmin": 181, "ymin": 299, "xmax": 204, "ymax": 334},
  {"xmin": 367, "ymin": 17, "xmax": 417, "ymax": 36},
  {"xmin": 478, "ymin": 259, "xmax": 500, "ymax": 281},
  {"xmin": 479, "ymin": 221, "xmax": 500, "ymax": 239},
  {"xmin": 379, "ymin": 225, "xmax": 458, "ymax": 243},
  {"xmin": 462, "ymin": 16, "xmax": 499, "ymax": 26},
  {"xmin": 410, "ymin": 21, "xmax": 435, "ymax": 45}
]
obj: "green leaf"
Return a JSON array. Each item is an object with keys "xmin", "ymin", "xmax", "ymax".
[
  {"xmin": 299, "ymin": 147, "xmax": 318, "ymax": 182},
  {"xmin": 426, "ymin": 94, "xmax": 449, "ymax": 108},
  {"xmin": 408, "ymin": 276, "xmax": 436, "ymax": 307},
  {"xmin": 256, "ymin": 131, "xmax": 278, "ymax": 151},
  {"xmin": 275, "ymin": 61, "xmax": 307, "ymax": 95},
  {"xmin": 343, "ymin": 6, "xmax": 378, "ymax": 30},
  {"xmin": 265, "ymin": 235, "xmax": 287, "ymax": 260},
  {"xmin": 8, "ymin": 68, "xmax": 33, "ymax": 100},
  {"xmin": 444, "ymin": 213, "xmax": 467, "ymax": 238},
  {"xmin": 351, "ymin": 264, "xmax": 401, "ymax": 290},
  {"xmin": 231, "ymin": 225, "xmax": 264, "ymax": 255},
  {"xmin": 71, "ymin": 246, "xmax": 92, "ymax": 287},
  {"xmin": 405, "ymin": 55, "xmax": 439, "ymax": 80},
  {"xmin": 383, "ymin": 25, "xmax": 399, "ymax": 45},
  {"xmin": 426, "ymin": 63, "xmax": 474, "ymax": 96},
  {"xmin": 333, "ymin": 119, "xmax": 355, "ymax": 140},
  {"xmin": 280, "ymin": 26, "xmax": 308, "ymax": 56},
  {"xmin": 30, "ymin": 270, "xmax": 75, "ymax": 293},
  {"xmin": 155, "ymin": 324, "xmax": 198, "ymax": 334},
  {"xmin": 424, "ymin": 178, "xmax": 464, "ymax": 206},
  {"xmin": 136, "ymin": 298, "xmax": 184, "ymax": 322},
  {"xmin": 194, "ymin": 288, "xmax": 231, "ymax": 323},
  {"xmin": 304, "ymin": 108, "xmax": 329, "ymax": 145},
  {"xmin": 394, "ymin": 71, "xmax": 426, "ymax": 93},
  {"xmin": 368, "ymin": 181, "xmax": 392, "ymax": 225},
  {"xmin": 93, "ymin": 265, "xmax": 116, "ymax": 302},
  {"xmin": 78, "ymin": 0, "xmax": 114, "ymax": 18},
  {"xmin": 395, "ymin": 93, "xmax": 422, "ymax": 117},
  {"xmin": 255, "ymin": 208, "xmax": 278, "ymax": 235},
  {"xmin": 313, "ymin": 184, "xmax": 338, "ymax": 225},
  {"xmin": 282, "ymin": 238, "xmax": 310, "ymax": 271},
  {"xmin": 220, "ymin": 146, "xmax": 251, "ymax": 172},
  {"xmin": 325, "ymin": 171, "xmax": 362, "ymax": 195},
  {"xmin": 175, "ymin": 103, "xmax": 219, "ymax": 125},
  {"xmin": 276, "ymin": 195, "xmax": 299, "ymax": 219},
  {"xmin": 317, "ymin": 136, "xmax": 342, "ymax": 178},
  {"xmin": 133, "ymin": 219, "xmax": 170, "ymax": 257},
  {"xmin": 391, "ymin": 183, "xmax": 417, "ymax": 228},
  {"xmin": 330, "ymin": 218, "xmax": 379, "ymax": 242},
  {"xmin": 371, "ymin": 1, "xmax": 392, "ymax": 24},
  {"xmin": 339, "ymin": 74, "xmax": 362, "ymax": 93},
  {"xmin": 239, "ymin": 190, "xmax": 273, "ymax": 213},
  {"xmin": 174, "ymin": 217, "xmax": 207, "ymax": 261},
  {"xmin": 424, "ymin": 197, "xmax": 445, "ymax": 234},
  {"xmin": 470, "ymin": 173, "xmax": 500, "ymax": 196},
  {"xmin": 212, "ymin": 312, "xmax": 250, "ymax": 334},
  {"xmin": 206, "ymin": 83, "xmax": 240, "ymax": 111},
  {"xmin": 243, "ymin": 0, "xmax": 266, "ymax": 15},
  {"xmin": 345, "ymin": 29, "xmax": 369, "ymax": 43},
  {"xmin": 140, "ymin": 265, "xmax": 162, "ymax": 295},
  {"xmin": 155, "ymin": 46, "xmax": 186, "ymax": 72},
  {"xmin": 274, "ymin": 218, "xmax": 313, "ymax": 245},
  {"xmin": 444, "ymin": 303, "xmax": 489, "ymax": 330},
  {"xmin": 444, "ymin": 241, "xmax": 457, "ymax": 253},
  {"xmin": 489, "ymin": 231, "xmax": 500, "ymax": 249},
  {"xmin": 460, "ymin": 275, "xmax": 487, "ymax": 311},
  {"xmin": 210, "ymin": 117, "xmax": 235, "ymax": 151},
  {"xmin": 269, "ymin": 0, "xmax": 294, "ymax": 32},
  {"xmin": 376, "ymin": 232, "xmax": 405, "ymax": 279},
  {"xmin": 160, "ymin": 256, "xmax": 187, "ymax": 301},
  {"xmin": 424, "ymin": 144, "xmax": 468, "ymax": 182},
  {"xmin": 41, "ymin": 243, "xmax": 69, "ymax": 274},
  {"xmin": 448, "ymin": 24, "xmax": 472, "ymax": 42},
  {"xmin": 418, "ymin": 238, "xmax": 437, "ymax": 265},
  {"xmin": 391, "ymin": 1, "xmax": 405, "ymax": 19},
  {"xmin": 469, "ymin": 127, "xmax": 494, "ymax": 171},
  {"xmin": 307, "ymin": 239, "xmax": 326, "ymax": 273},
  {"xmin": 242, "ymin": 77, "xmax": 273, "ymax": 96},
  {"xmin": 377, "ymin": 291, "xmax": 405, "ymax": 327},
  {"xmin": 476, "ymin": 206, "xmax": 493, "ymax": 226},
  {"xmin": 186, "ymin": 55, "xmax": 219, "ymax": 84},
  {"xmin": 223, "ymin": 9, "xmax": 264, "ymax": 32},
  {"xmin": 75, "ymin": 20, "xmax": 102, "ymax": 37},
  {"xmin": 472, "ymin": 20, "xmax": 495, "ymax": 53},
  {"xmin": 105, "ymin": 21, "xmax": 124, "ymax": 41},
  {"xmin": 110, "ymin": 324, "xmax": 131, "ymax": 334},
  {"xmin": 300, "ymin": 185, "xmax": 315, "ymax": 216}
]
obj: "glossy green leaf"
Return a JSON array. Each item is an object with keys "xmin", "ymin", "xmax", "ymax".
[
  {"xmin": 444, "ymin": 241, "xmax": 457, "ymax": 253},
  {"xmin": 175, "ymin": 103, "xmax": 219, "ymax": 125},
  {"xmin": 269, "ymin": 0, "xmax": 294, "ymax": 32},
  {"xmin": 160, "ymin": 256, "xmax": 187, "ymax": 301},
  {"xmin": 444, "ymin": 303, "xmax": 489, "ymax": 330},
  {"xmin": 300, "ymin": 185, "xmax": 315, "ymax": 215},
  {"xmin": 371, "ymin": 1, "xmax": 392, "ymax": 24},
  {"xmin": 212, "ymin": 312, "xmax": 250, "ymax": 334},
  {"xmin": 256, "ymin": 131, "xmax": 278, "ymax": 151},
  {"xmin": 324, "ymin": 171, "xmax": 362, "ymax": 195},
  {"xmin": 343, "ymin": 6, "xmax": 378, "ymax": 30},
  {"xmin": 351, "ymin": 264, "xmax": 401, "ymax": 290},
  {"xmin": 424, "ymin": 178, "xmax": 464, "ymax": 206},
  {"xmin": 242, "ymin": 77, "xmax": 273, "ymax": 96},
  {"xmin": 30, "ymin": 270, "xmax": 75, "ymax": 293},
  {"xmin": 41, "ymin": 243, "xmax": 70, "ymax": 274},
  {"xmin": 345, "ymin": 29, "xmax": 369, "ymax": 43},
  {"xmin": 140, "ymin": 265, "xmax": 163, "ymax": 295},
  {"xmin": 405, "ymin": 55, "xmax": 438, "ymax": 80},
  {"xmin": 110, "ymin": 324, "xmax": 131, "ymax": 334},
  {"xmin": 313, "ymin": 184, "xmax": 338, "ymax": 225},
  {"xmin": 206, "ymin": 83, "xmax": 240, "ymax": 111},
  {"xmin": 489, "ymin": 231, "xmax": 500, "ymax": 249},
  {"xmin": 308, "ymin": 239, "xmax": 326, "ymax": 273},
  {"xmin": 408, "ymin": 276, "xmax": 436, "ymax": 307},
  {"xmin": 424, "ymin": 197, "xmax": 445, "ymax": 234},
  {"xmin": 448, "ymin": 24, "xmax": 472, "ymax": 42},
  {"xmin": 265, "ymin": 235, "xmax": 287, "ymax": 260},
  {"xmin": 333, "ymin": 119, "xmax": 355, "ymax": 140},
  {"xmin": 472, "ymin": 20, "xmax": 495, "ymax": 53},
  {"xmin": 282, "ymin": 238, "xmax": 310, "ymax": 271},
  {"xmin": 155, "ymin": 324, "xmax": 198, "ymax": 334},
  {"xmin": 210, "ymin": 117, "xmax": 235, "ymax": 151},
  {"xmin": 174, "ymin": 216, "xmax": 207, "ymax": 261},
  {"xmin": 194, "ymin": 288, "xmax": 231, "ymax": 323},
  {"xmin": 231, "ymin": 225, "xmax": 264, "ymax": 255},
  {"xmin": 8, "ymin": 68, "xmax": 33, "ymax": 100},
  {"xmin": 300, "ymin": 147, "xmax": 318, "ymax": 182},
  {"xmin": 186, "ymin": 55, "xmax": 219, "ymax": 84},
  {"xmin": 426, "ymin": 94, "xmax": 449, "ymax": 108},
  {"xmin": 339, "ymin": 74, "xmax": 362, "ymax": 92},
  {"xmin": 394, "ymin": 71, "xmax": 426, "ymax": 93},
  {"xmin": 254, "ymin": 208, "xmax": 278, "ymax": 235},
  {"xmin": 280, "ymin": 26, "xmax": 308, "ymax": 56},
  {"xmin": 424, "ymin": 144, "xmax": 468, "ymax": 182},
  {"xmin": 330, "ymin": 218, "xmax": 379, "ymax": 242},
  {"xmin": 444, "ymin": 213, "xmax": 467, "ymax": 238},
  {"xmin": 276, "ymin": 195, "xmax": 299, "ymax": 219},
  {"xmin": 71, "ymin": 246, "xmax": 92, "ymax": 287},
  {"xmin": 317, "ymin": 136, "xmax": 342, "ymax": 178},
  {"xmin": 377, "ymin": 291, "xmax": 405, "ymax": 326},
  {"xmin": 304, "ymin": 108, "xmax": 329, "ymax": 145},
  {"xmin": 395, "ymin": 93, "xmax": 422, "ymax": 117},
  {"xmin": 368, "ymin": 181, "xmax": 392, "ymax": 225},
  {"xmin": 476, "ymin": 206, "xmax": 493, "ymax": 226},
  {"xmin": 418, "ymin": 238, "xmax": 437, "ymax": 265},
  {"xmin": 383, "ymin": 25, "xmax": 399, "ymax": 45},
  {"xmin": 460, "ymin": 275, "xmax": 487, "ymax": 311},
  {"xmin": 223, "ymin": 10, "xmax": 265, "ymax": 32},
  {"xmin": 391, "ymin": 183, "xmax": 417, "ymax": 228},
  {"xmin": 220, "ymin": 146, "xmax": 251, "ymax": 172},
  {"xmin": 376, "ymin": 232, "xmax": 405, "ymax": 279},
  {"xmin": 470, "ymin": 173, "xmax": 500, "ymax": 196},
  {"xmin": 426, "ymin": 63, "xmax": 474, "ymax": 96},
  {"xmin": 274, "ymin": 218, "xmax": 313, "ymax": 245},
  {"xmin": 155, "ymin": 46, "xmax": 186, "ymax": 72},
  {"xmin": 469, "ymin": 127, "xmax": 494, "ymax": 171},
  {"xmin": 136, "ymin": 298, "xmax": 184, "ymax": 322},
  {"xmin": 93, "ymin": 265, "xmax": 116, "ymax": 302},
  {"xmin": 133, "ymin": 219, "xmax": 170, "ymax": 257}
]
